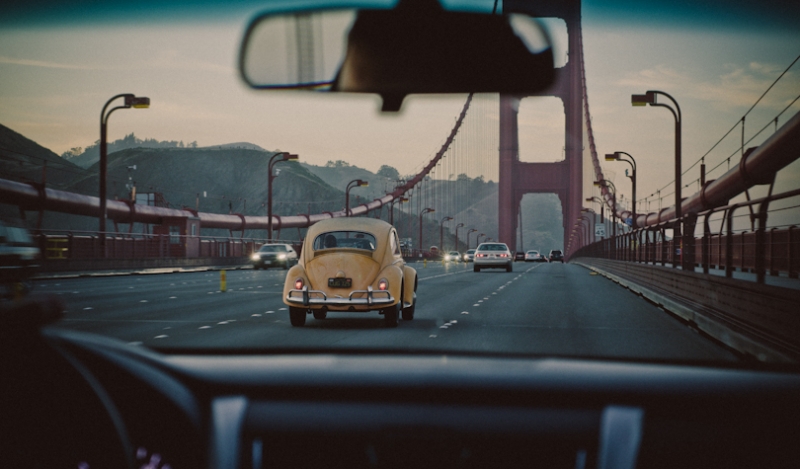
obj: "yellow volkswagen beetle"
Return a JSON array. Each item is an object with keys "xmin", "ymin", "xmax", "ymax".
[{"xmin": 284, "ymin": 217, "xmax": 417, "ymax": 327}]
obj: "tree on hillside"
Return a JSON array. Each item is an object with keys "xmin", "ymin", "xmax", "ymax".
[
  {"xmin": 377, "ymin": 165, "xmax": 400, "ymax": 180},
  {"xmin": 325, "ymin": 160, "xmax": 350, "ymax": 168}
]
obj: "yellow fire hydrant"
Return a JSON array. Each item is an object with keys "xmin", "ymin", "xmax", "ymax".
[{"xmin": 220, "ymin": 269, "xmax": 227, "ymax": 292}]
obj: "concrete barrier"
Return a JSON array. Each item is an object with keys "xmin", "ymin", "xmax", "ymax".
[{"xmin": 575, "ymin": 258, "xmax": 800, "ymax": 363}]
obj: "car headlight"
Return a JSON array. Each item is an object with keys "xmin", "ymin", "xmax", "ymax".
[
  {"xmin": 251, "ymin": 253, "xmax": 260, "ymax": 260},
  {"xmin": 278, "ymin": 254, "xmax": 287, "ymax": 260}
]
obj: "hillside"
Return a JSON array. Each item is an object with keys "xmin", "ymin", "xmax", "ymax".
[
  {"xmin": 301, "ymin": 162, "xmax": 398, "ymax": 202},
  {"xmin": 0, "ymin": 123, "xmax": 89, "ymax": 190}
]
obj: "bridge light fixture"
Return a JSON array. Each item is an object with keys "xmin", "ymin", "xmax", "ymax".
[
  {"xmin": 631, "ymin": 92, "xmax": 655, "ymax": 106},
  {"xmin": 345, "ymin": 179, "xmax": 369, "ymax": 217}
]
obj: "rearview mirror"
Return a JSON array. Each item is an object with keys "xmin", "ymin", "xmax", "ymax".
[{"xmin": 239, "ymin": 0, "xmax": 555, "ymax": 111}]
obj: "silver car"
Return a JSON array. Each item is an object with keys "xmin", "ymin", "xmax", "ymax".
[
  {"xmin": 473, "ymin": 243, "xmax": 513, "ymax": 272},
  {"xmin": 463, "ymin": 249, "xmax": 476, "ymax": 262},
  {"xmin": 251, "ymin": 243, "xmax": 298, "ymax": 270}
]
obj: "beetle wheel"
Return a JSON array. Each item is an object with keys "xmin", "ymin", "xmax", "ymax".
[
  {"xmin": 383, "ymin": 304, "xmax": 399, "ymax": 327},
  {"xmin": 289, "ymin": 307, "xmax": 307, "ymax": 327}
]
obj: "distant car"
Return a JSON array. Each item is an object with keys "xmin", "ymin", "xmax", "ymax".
[
  {"xmin": 549, "ymin": 250, "xmax": 564, "ymax": 263},
  {"xmin": 0, "ymin": 218, "xmax": 40, "ymax": 297},
  {"xmin": 525, "ymin": 250, "xmax": 546, "ymax": 262},
  {"xmin": 463, "ymin": 249, "xmax": 475, "ymax": 262},
  {"xmin": 444, "ymin": 251, "xmax": 461, "ymax": 262},
  {"xmin": 284, "ymin": 217, "xmax": 417, "ymax": 327},
  {"xmin": 251, "ymin": 243, "xmax": 298, "ymax": 269},
  {"xmin": 474, "ymin": 243, "xmax": 513, "ymax": 272},
  {"xmin": 514, "ymin": 251, "xmax": 525, "ymax": 262}
]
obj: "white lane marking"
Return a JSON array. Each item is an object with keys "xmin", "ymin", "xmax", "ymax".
[
  {"xmin": 439, "ymin": 325, "xmax": 449, "ymax": 329},
  {"xmin": 429, "ymin": 335, "xmax": 437, "ymax": 338},
  {"xmin": 252, "ymin": 314, "xmax": 262, "ymax": 317},
  {"xmin": 83, "ymin": 307, "xmax": 93, "ymax": 310},
  {"xmin": 473, "ymin": 303, "xmax": 480, "ymax": 307},
  {"xmin": 199, "ymin": 326, "xmax": 211, "ymax": 329},
  {"xmin": 492, "ymin": 292, "xmax": 497, "ymax": 295},
  {"xmin": 418, "ymin": 269, "xmax": 473, "ymax": 282},
  {"xmin": 128, "ymin": 341, "xmax": 143, "ymax": 346},
  {"xmin": 461, "ymin": 311, "xmax": 469, "ymax": 315},
  {"xmin": 169, "ymin": 296, "xmax": 177, "ymax": 299},
  {"xmin": 265, "ymin": 311, "xmax": 275, "ymax": 314},
  {"xmin": 217, "ymin": 321, "xmax": 229, "ymax": 325},
  {"xmin": 140, "ymin": 300, "xmax": 148, "ymax": 303},
  {"xmin": 163, "ymin": 327, "xmax": 171, "ymax": 330},
  {"xmin": 257, "ymin": 286, "xmax": 263, "ymax": 288},
  {"xmin": 279, "ymin": 307, "xmax": 287, "ymax": 311},
  {"xmin": 207, "ymin": 292, "xmax": 214, "ymax": 294},
  {"xmin": 154, "ymin": 334, "xmax": 168, "ymax": 339},
  {"xmin": 450, "ymin": 320, "xmax": 458, "ymax": 324},
  {"xmin": 477, "ymin": 300, "xmax": 483, "ymax": 303}
]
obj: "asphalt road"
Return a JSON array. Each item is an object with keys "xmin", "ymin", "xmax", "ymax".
[{"xmin": 40, "ymin": 262, "xmax": 738, "ymax": 362}]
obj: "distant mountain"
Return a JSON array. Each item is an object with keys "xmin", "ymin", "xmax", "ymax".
[
  {"xmin": 200, "ymin": 142, "xmax": 266, "ymax": 152},
  {"xmin": 301, "ymin": 162, "xmax": 399, "ymax": 203},
  {"xmin": 62, "ymin": 133, "xmax": 199, "ymax": 169},
  {"xmin": 0, "ymin": 123, "xmax": 89, "ymax": 190}
]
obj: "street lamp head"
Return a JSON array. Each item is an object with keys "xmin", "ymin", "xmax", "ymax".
[
  {"xmin": 456, "ymin": 223, "xmax": 464, "ymax": 228},
  {"xmin": 443, "ymin": 216, "xmax": 453, "ymax": 222},
  {"xmin": 400, "ymin": 197, "xmax": 409, "ymax": 203},
  {"xmin": 358, "ymin": 180, "xmax": 368, "ymax": 187},
  {"xmin": 124, "ymin": 95, "xmax": 150, "ymax": 109},
  {"xmin": 604, "ymin": 153, "xmax": 618, "ymax": 161},
  {"xmin": 593, "ymin": 180, "xmax": 604, "ymax": 187},
  {"xmin": 283, "ymin": 153, "xmax": 299, "ymax": 161},
  {"xmin": 631, "ymin": 91, "xmax": 655, "ymax": 106}
]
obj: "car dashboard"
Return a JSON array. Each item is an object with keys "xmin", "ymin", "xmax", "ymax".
[{"xmin": 6, "ymin": 326, "xmax": 799, "ymax": 469}]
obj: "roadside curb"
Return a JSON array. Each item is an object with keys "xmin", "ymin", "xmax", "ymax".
[
  {"xmin": 34, "ymin": 264, "xmax": 253, "ymax": 280},
  {"xmin": 573, "ymin": 261, "xmax": 793, "ymax": 363}
]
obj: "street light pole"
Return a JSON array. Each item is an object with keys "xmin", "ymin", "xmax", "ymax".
[
  {"xmin": 268, "ymin": 152, "xmax": 299, "ymax": 241},
  {"xmin": 466, "ymin": 229, "xmax": 477, "ymax": 249},
  {"xmin": 345, "ymin": 179, "xmax": 369, "ymax": 217},
  {"xmin": 594, "ymin": 179, "xmax": 617, "ymax": 258},
  {"xmin": 439, "ymin": 216, "xmax": 453, "ymax": 251},
  {"xmin": 477, "ymin": 233, "xmax": 486, "ymax": 245},
  {"xmin": 605, "ymin": 152, "xmax": 637, "ymax": 228},
  {"xmin": 454, "ymin": 223, "xmax": 464, "ymax": 252},
  {"xmin": 419, "ymin": 207, "xmax": 435, "ymax": 255},
  {"xmin": 632, "ymin": 90, "xmax": 682, "ymax": 267},
  {"xmin": 99, "ymin": 93, "xmax": 149, "ymax": 255}
]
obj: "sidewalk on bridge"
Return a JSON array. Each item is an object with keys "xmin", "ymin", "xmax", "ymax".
[{"xmin": 33, "ymin": 263, "xmax": 254, "ymax": 280}]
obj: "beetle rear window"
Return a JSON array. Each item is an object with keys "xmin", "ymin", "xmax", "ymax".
[{"xmin": 313, "ymin": 231, "xmax": 377, "ymax": 251}]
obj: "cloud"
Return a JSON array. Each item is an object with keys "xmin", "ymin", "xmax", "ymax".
[
  {"xmin": 0, "ymin": 55, "xmax": 94, "ymax": 70},
  {"xmin": 615, "ymin": 62, "xmax": 799, "ymax": 113}
]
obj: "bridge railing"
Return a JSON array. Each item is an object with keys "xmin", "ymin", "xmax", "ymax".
[
  {"xmin": 573, "ymin": 188, "xmax": 800, "ymax": 283},
  {"xmin": 34, "ymin": 229, "xmax": 301, "ymax": 261}
]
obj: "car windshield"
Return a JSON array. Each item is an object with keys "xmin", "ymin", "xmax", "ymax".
[
  {"xmin": 2, "ymin": 0, "xmax": 799, "ymax": 369},
  {"xmin": 313, "ymin": 231, "xmax": 377, "ymax": 251},
  {"xmin": 259, "ymin": 245, "xmax": 287, "ymax": 253},
  {"xmin": 478, "ymin": 244, "xmax": 508, "ymax": 251}
]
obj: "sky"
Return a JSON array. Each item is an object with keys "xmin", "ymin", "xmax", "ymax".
[{"xmin": 1, "ymin": 0, "xmax": 799, "ymax": 214}]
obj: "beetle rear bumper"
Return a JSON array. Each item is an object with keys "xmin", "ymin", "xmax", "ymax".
[{"xmin": 287, "ymin": 285, "xmax": 394, "ymax": 308}]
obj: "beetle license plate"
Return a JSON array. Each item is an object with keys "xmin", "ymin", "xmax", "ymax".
[{"xmin": 328, "ymin": 278, "xmax": 352, "ymax": 288}]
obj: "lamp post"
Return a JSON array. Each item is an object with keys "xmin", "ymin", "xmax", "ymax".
[
  {"xmin": 268, "ymin": 152, "xmax": 299, "ymax": 241},
  {"xmin": 605, "ymin": 152, "xmax": 637, "ymax": 228},
  {"xmin": 585, "ymin": 196, "xmax": 605, "ymax": 239},
  {"xmin": 419, "ymin": 207, "xmax": 435, "ymax": 255},
  {"xmin": 632, "ymin": 90, "xmax": 682, "ymax": 267},
  {"xmin": 345, "ymin": 179, "xmax": 369, "ymax": 217},
  {"xmin": 477, "ymin": 233, "xmax": 486, "ymax": 245},
  {"xmin": 580, "ymin": 209, "xmax": 595, "ymax": 245},
  {"xmin": 594, "ymin": 179, "xmax": 617, "ymax": 257},
  {"xmin": 439, "ymin": 216, "xmax": 453, "ymax": 251},
  {"xmin": 389, "ymin": 195, "xmax": 408, "ymax": 225},
  {"xmin": 99, "ymin": 93, "xmax": 149, "ymax": 253},
  {"xmin": 466, "ymin": 228, "xmax": 477, "ymax": 249},
  {"xmin": 454, "ymin": 223, "xmax": 465, "ymax": 252}
]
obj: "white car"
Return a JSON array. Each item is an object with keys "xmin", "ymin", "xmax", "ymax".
[
  {"xmin": 473, "ymin": 243, "xmax": 513, "ymax": 272},
  {"xmin": 251, "ymin": 243, "xmax": 298, "ymax": 270},
  {"xmin": 444, "ymin": 251, "xmax": 461, "ymax": 262},
  {"xmin": 525, "ymin": 250, "xmax": 545, "ymax": 262},
  {"xmin": 463, "ymin": 249, "xmax": 476, "ymax": 262}
]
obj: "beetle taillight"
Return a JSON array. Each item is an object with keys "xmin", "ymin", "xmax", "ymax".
[
  {"xmin": 294, "ymin": 278, "xmax": 304, "ymax": 290},
  {"xmin": 378, "ymin": 278, "xmax": 389, "ymax": 291}
]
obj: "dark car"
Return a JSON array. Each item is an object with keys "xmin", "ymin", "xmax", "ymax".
[
  {"xmin": 549, "ymin": 250, "xmax": 564, "ymax": 263},
  {"xmin": 0, "ymin": 219, "xmax": 40, "ymax": 293},
  {"xmin": 251, "ymin": 243, "xmax": 298, "ymax": 269},
  {"xmin": 514, "ymin": 251, "xmax": 526, "ymax": 262}
]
